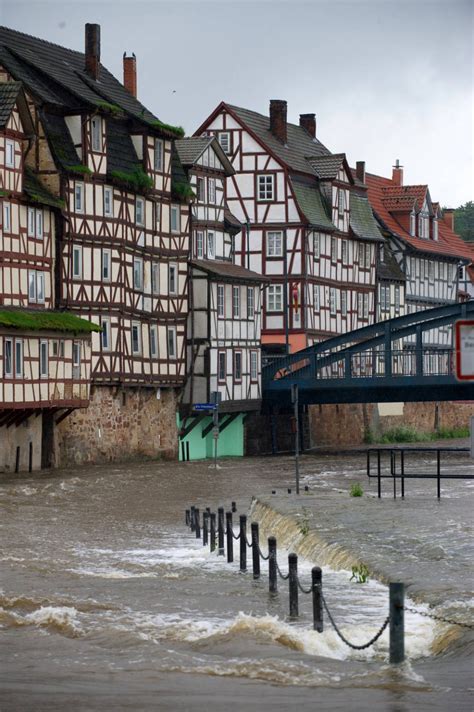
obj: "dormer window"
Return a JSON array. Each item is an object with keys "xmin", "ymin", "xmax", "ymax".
[
  {"xmin": 91, "ymin": 116, "xmax": 102, "ymax": 152},
  {"xmin": 154, "ymin": 139, "xmax": 163, "ymax": 171},
  {"xmin": 218, "ymin": 132, "xmax": 231, "ymax": 154},
  {"xmin": 410, "ymin": 212, "xmax": 416, "ymax": 236},
  {"xmin": 337, "ymin": 189, "xmax": 345, "ymax": 217},
  {"xmin": 5, "ymin": 139, "xmax": 14, "ymax": 167},
  {"xmin": 432, "ymin": 218, "xmax": 438, "ymax": 241}
]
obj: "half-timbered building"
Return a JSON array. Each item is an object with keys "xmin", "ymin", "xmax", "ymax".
[
  {"xmin": 176, "ymin": 136, "xmax": 265, "ymax": 459},
  {"xmin": 0, "ymin": 24, "xmax": 189, "ymax": 463},
  {"xmin": 195, "ymin": 101, "xmax": 383, "ymax": 355},
  {"xmin": 0, "ymin": 81, "xmax": 98, "ymax": 472},
  {"xmin": 366, "ymin": 163, "xmax": 473, "ymax": 348}
]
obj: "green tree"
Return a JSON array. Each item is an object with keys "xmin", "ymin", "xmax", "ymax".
[{"xmin": 454, "ymin": 201, "xmax": 474, "ymax": 242}]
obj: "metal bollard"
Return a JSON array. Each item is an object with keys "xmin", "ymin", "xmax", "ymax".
[
  {"xmin": 206, "ymin": 507, "xmax": 211, "ymax": 515},
  {"xmin": 190, "ymin": 505, "xmax": 196, "ymax": 532},
  {"xmin": 185, "ymin": 509, "xmax": 190, "ymax": 526},
  {"xmin": 195, "ymin": 508, "xmax": 201, "ymax": 539},
  {"xmin": 203, "ymin": 511, "xmax": 209, "ymax": 546},
  {"xmin": 288, "ymin": 488, "xmax": 292, "ymax": 494},
  {"xmin": 226, "ymin": 511, "xmax": 233, "ymax": 563},
  {"xmin": 251, "ymin": 522, "xmax": 260, "ymax": 579},
  {"xmin": 389, "ymin": 582, "xmax": 405, "ymax": 664},
  {"xmin": 268, "ymin": 536, "xmax": 277, "ymax": 594},
  {"xmin": 288, "ymin": 553, "xmax": 298, "ymax": 618},
  {"xmin": 218, "ymin": 507, "xmax": 225, "ymax": 556},
  {"xmin": 231, "ymin": 501, "xmax": 237, "ymax": 513},
  {"xmin": 210, "ymin": 512, "xmax": 216, "ymax": 553},
  {"xmin": 239, "ymin": 515, "xmax": 247, "ymax": 572},
  {"xmin": 312, "ymin": 566, "xmax": 323, "ymax": 632}
]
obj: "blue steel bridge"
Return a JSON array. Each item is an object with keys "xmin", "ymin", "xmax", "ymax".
[{"xmin": 262, "ymin": 301, "xmax": 474, "ymax": 406}]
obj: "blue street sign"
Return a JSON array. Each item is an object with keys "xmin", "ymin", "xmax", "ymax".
[{"xmin": 193, "ymin": 403, "xmax": 217, "ymax": 411}]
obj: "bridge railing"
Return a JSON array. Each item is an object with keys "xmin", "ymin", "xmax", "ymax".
[{"xmin": 263, "ymin": 348, "xmax": 455, "ymax": 384}]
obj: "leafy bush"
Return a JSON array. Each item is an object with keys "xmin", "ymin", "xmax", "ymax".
[
  {"xmin": 350, "ymin": 483, "xmax": 363, "ymax": 497},
  {"xmin": 350, "ymin": 564, "xmax": 369, "ymax": 583}
]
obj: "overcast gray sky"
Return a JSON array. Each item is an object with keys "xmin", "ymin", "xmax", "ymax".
[{"xmin": 2, "ymin": 0, "xmax": 473, "ymax": 206}]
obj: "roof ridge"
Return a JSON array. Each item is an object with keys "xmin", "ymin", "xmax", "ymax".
[{"xmin": 0, "ymin": 24, "xmax": 84, "ymax": 59}]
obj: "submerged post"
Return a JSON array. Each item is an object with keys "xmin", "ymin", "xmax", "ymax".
[
  {"xmin": 218, "ymin": 507, "xmax": 225, "ymax": 555},
  {"xmin": 288, "ymin": 553, "xmax": 298, "ymax": 618},
  {"xmin": 226, "ymin": 511, "xmax": 233, "ymax": 563},
  {"xmin": 210, "ymin": 512, "xmax": 216, "ymax": 553},
  {"xmin": 389, "ymin": 582, "xmax": 405, "ymax": 664},
  {"xmin": 231, "ymin": 501, "xmax": 237, "ymax": 513},
  {"xmin": 190, "ymin": 505, "xmax": 196, "ymax": 532},
  {"xmin": 195, "ymin": 508, "xmax": 201, "ymax": 539},
  {"xmin": 268, "ymin": 536, "xmax": 277, "ymax": 594},
  {"xmin": 239, "ymin": 515, "xmax": 247, "ymax": 572},
  {"xmin": 185, "ymin": 509, "xmax": 190, "ymax": 527},
  {"xmin": 202, "ymin": 511, "xmax": 209, "ymax": 546},
  {"xmin": 312, "ymin": 566, "xmax": 323, "ymax": 632},
  {"xmin": 251, "ymin": 522, "xmax": 260, "ymax": 579}
]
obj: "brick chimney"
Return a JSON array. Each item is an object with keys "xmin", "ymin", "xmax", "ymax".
[
  {"xmin": 299, "ymin": 113, "xmax": 316, "ymax": 138},
  {"xmin": 85, "ymin": 23, "xmax": 100, "ymax": 80},
  {"xmin": 356, "ymin": 160, "xmax": 366, "ymax": 184},
  {"xmin": 442, "ymin": 208, "xmax": 455, "ymax": 230},
  {"xmin": 269, "ymin": 99, "xmax": 287, "ymax": 144},
  {"xmin": 123, "ymin": 53, "xmax": 137, "ymax": 97},
  {"xmin": 392, "ymin": 159, "xmax": 403, "ymax": 186}
]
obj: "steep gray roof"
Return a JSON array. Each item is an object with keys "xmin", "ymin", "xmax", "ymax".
[
  {"xmin": 0, "ymin": 80, "xmax": 21, "ymax": 126},
  {"xmin": 176, "ymin": 137, "xmax": 213, "ymax": 165},
  {"xmin": 349, "ymin": 194, "xmax": 384, "ymax": 242},
  {"xmin": 377, "ymin": 247, "xmax": 406, "ymax": 281},
  {"xmin": 191, "ymin": 259, "xmax": 267, "ymax": 283},
  {"xmin": 290, "ymin": 179, "xmax": 335, "ymax": 231},
  {"xmin": 0, "ymin": 25, "xmax": 183, "ymax": 137},
  {"xmin": 227, "ymin": 103, "xmax": 330, "ymax": 174}
]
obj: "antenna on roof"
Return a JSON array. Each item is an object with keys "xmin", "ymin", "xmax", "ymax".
[{"xmin": 393, "ymin": 158, "xmax": 403, "ymax": 169}]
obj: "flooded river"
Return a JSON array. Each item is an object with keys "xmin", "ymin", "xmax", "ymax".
[{"xmin": 0, "ymin": 452, "xmax": 473, "ymax": 711}]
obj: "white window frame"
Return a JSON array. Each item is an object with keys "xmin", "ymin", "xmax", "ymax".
[
  {"xmin": 207, "ymin": 231, "xmax": 215, "ymax": 259},
  {"xmin": 337, "ymin": 188, "xmax": 345, "ymax": 217},
  {"xmin": 169, "ymin": 263, "xmax": 178, "ymax": 295},
  {"xmin": 72, "ymin": 342, "xmax": 81, "ymax": 378},
  {"xmin": 170, "ymin": 204, "xmax": 179, "ymax": 233},
  {"xmin": 380, "ymin": 285, "xmax": 389, "ymax": 312},
  {"xmin": 267, "ymin": 284, "xmax": 283, "ymax": 312},
  {"xmin": 74, "ymin": 182, "xmax": 84, "ymax": 213},
  {"xmin": 3, "ymin": 202, "xmax": 11, "ymax": 232},
  {"xmin": 136, "ymin": 196, "xmax": 145, "ymax": 226},
  {"xmin": 35, "ymin": 210, "xmax": 43, "ymax": 239},
  {"xmin": 131, "ymin": 322, "xmax": 141, "ymax": 355},
  {"xmin": 15, "ymin": 339, "xmax": 23, "ymax": 378},
  {"xmin": 72, "ymin": 245, "xmax": 82, "ymax": 279},
  {"xmin": 250, "ymin": 350, "xmax": 258, "ymax": 382},
  {"xmin": 341, "ymin": 240, "xmax": 348, "ymax": 265},
  {"xmin": 218, "ymin": 131, "xmax": 230, "ymax": 154},
  {"xmin": 104, "ymin": 186, "xmax": 113, "ymax": 217},
  {"xmin": 363, "ymin": 293, "xmax": 369, "ymax": 320},
  {"xmin": 410, "ymin": 212, "xmax": 416, "ymax": 236},
  {"xmin": 359, "ymin": 243, "xmax": 365, "ymax": 268},
  {"xmin": 232, "ymin": 286, "xmax": 240, "ymax": 318},
  {"xmin": 102, "ymin": 249, "xmax": 111, "ymax": 282},
  {"xmin": 313, "ymin": 284, "xmax": 320, "ymax": 311},
  {"xmin": 155, "ymin": 202, "xmax": 161, "ymax": 226},
  {"xmin": 28, "ymin": 270, "xmax": 37, "ymax": 302},
  {"xmin": 152, "ymin": 262, "xmax": 160, "ymax": 295},
  {"xmin": 91, "ymin": 115, "xmax": 102, "ymax": 152},
  {"xmin": 133, "ymin": 256, "xmax": 143, "ymax": 291},
  {"xmin": 167, "ymin": 326, "xmax": 177, "ymax": 359},
  {"xmin": 247, "ymin": 287, "xmax": 254, "ymax": 319},
  {"xmin": 331, "ymin": 237, "xmax": 337, "ymax": 263},
  {"xmin": 150, "ymin": 324, "xmax": 158, "ymax": 358},
  {"xmin": 433, "ymin": 218, "xmax": 438, "ymax": 241},
  {"xmin": 365, "ymin": 244, "xmax": 371, "ymax": 270},
  {"xmin": 329, "ymin": 287, "xmax": 337, "ymax": 316},
  {"xmin": 341, "ymin": 290, "xmax": 347, "ymax": 316},
  {"xmin": 257, "ymin": 173, "xmax": 274, "ymax": 201},
  {"xmin": 267, "ymin": 231, "xmax": 283, "ymax": 258},
  {"xmin": 428, "ymin": 261, "xmax": 434, "ymax": 284},
  {"xmin": 28, "ymin": 207, "xmax": 36, "ymax": 237},
  {"xmin": 218, "ymin": 350, "xmax": 226, "ymax": 382},
  {"xmin": 4, "ymin": 337, "xmax": 13, "ymax": 378},
  {"xmin": 313, "ymin": 232, "xmax": 320, "ymax": 260},
  {"xmin": 5, "ymin": 139, "xmax": 14, "ymax": 167},
  {"xmin": 197, "ymin": 177, "xmax": 205, "ymax": 203},
  {"xmin": 208, "ymin": 177, "xmax": 216, "ymax": 204},
  {"xmin": 154, "ymin": 139, "xmax": 163, "ymax": 171},
  {"xmin": 101, "ymin": 317, "xmax": 110, "ymax": 351},
  {"xmin": 36, "ymin": 271, "xmax": 45, "ymax": 304},
  {"xmin": 395, "ymin": 285, "xmax": 400, "ymax": 314},
  {"xmin": 217, "ymin": 284, "xmax": 225, "ymax": 318},
  {"xmin": 357, "ymin": 293, "xmax": 364, "ymax": 319},
  {"xmin": 234, "ymin": 351, "xmax": 242, "ymax": 382},
  {"xmin": 196, "ymin": 231, "xmax": 204, "ymax": 259},
  {"xmin": 40, "ymin": 340, "xmax": 48, "ymax": 378}
]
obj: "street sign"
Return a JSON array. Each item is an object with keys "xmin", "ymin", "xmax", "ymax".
[
  {"xmin": 455, "ymin": 320, "xmax": 474, "ymax": 381},
  {"xmin": 193, "ymin": 403, "xmax": 217, "ymax": 411},
  {"xmin": 213, "ymin": 426, "xmax": 219, "ymax": 439}
]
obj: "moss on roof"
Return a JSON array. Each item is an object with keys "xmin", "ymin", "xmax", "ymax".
[
  {"xmin": 110, "ymin": 166, "xmax": 153, "ymax": 191},
  {"xmin": 171, "ymin": 180, "xmax": 195, "ymax": 201},
  {"xmin": 24, "ymin": 168, "xmax": 65, "ymax": 209},
  {"xmin": 147, "ymin": 119, "xmax": 185, "ymax": 138},
  {"xmin": 0, "ymin": 309, "xmax": 101, "ymax": 333}
]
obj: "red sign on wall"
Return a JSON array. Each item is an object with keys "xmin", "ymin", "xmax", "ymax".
[{"xmin": 455, "ymin": 320, "xmax": 474, "ymax": 381}]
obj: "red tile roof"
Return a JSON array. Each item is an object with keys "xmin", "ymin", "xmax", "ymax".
[{"xmin": 365, "ymin": 172, "xmax": 474, "ymax": 262}]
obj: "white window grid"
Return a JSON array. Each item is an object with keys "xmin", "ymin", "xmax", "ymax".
[
  {"xmin": 171, "ymin": 205, "xmax": 179, "ymax": 232},
  {"xmin": 313, "ymin": 284, "xmax": 320, "ymax": 311},
  {"xmin": 74, "ymin": 183, "xmax": 84, "ymax": 213},
  {"xmin": 208, "ymin": 178, "xmax": 216, "ymax": 204},
  {"xmin": 169, "ymin": 264, "xmax": 178, "ymax": 294},
  {"xmin": 267, "ymin": 231, "xmax": 283, "ymax": 257},
  {"xmin": 258, "ymin": 174, "xmax": 274, "ymax": 201},
  {"xmin": 218, "ymin": 132, "xmax": 230, "ymax": 154},
  {"xmin": 150, "ymin": 325, "xmax": 158, "ymax": 358},
  {"xmin": 267, "ymin": 284, "xmax": 283, "ymax": 312},
  {"xmin": 329, "ymin": 287, "xmax": 337, "ymax": 316},
  {"xmin": 234, "ymin": 351, "xmax": 242, "ymax": 381},
  {"xmin": 154, "ymin": 139, "xmax": 163, "ymax": 171},
  {"xmin": 232, "ymin": 286, "xmax": 240, "ymax": 318},
  {"xmin": 91, "ymin": 116, "xmax": 102, "ymax": 152},
  {"xmin": 5, "ymin": 139, "xmax": 14, "ymax": 167},
  {"xmin": 196, "ymin": 231, "xmax": 204, "ymax": 258},
  {"xmin": 136, "ymin": 197, "xmax": 144, "ymax": 226},
  {"xmin": 133, "ymin": 257, "xmax": 143, "ymax": 290},
  {"xmin": 208, "ymin": 232, "xmax": 215, "ymax": 259},
  {"xmin": 102, "ymin": 250, "xmax": 111, "ymax": 281},
  {"xmin": 313, "ymin": 232, "xmax": 320, "ymax": 259},
  {"xmin": 152, "ymin": 263, "xmax": 160, "ymax": 295},
  {"xmin": 341, "ymin": 290, "xmax": 347, "ymax": 316},
  {"xmin": 217, "ymin": 285, "xmax": 225, "ymax": 318},
  {"xmin": 104, "ymin": 187, "xmax": 113, "ymax": 217},
  {"xmin": 218, "ymin": 351, "xmax": 226, "ymax": 381},
  {"xmin": 247, "ymin": 287, "xmax": 254, "ymax": 319},
  {"xmin": 167, "ymin": 326, "xmax": 177, "ymax": 359},
  {"xmin": 101, "ymin": 317, "xmax": 110, "ymax": 351},
  {"xmin": 250, "ymin": 351, "xmax": 258, "ymax": 381},
  {"xmin": 131, "ymin": 322, "xmax": 141, "ymax": 355}
]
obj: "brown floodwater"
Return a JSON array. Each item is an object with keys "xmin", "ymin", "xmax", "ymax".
[{"xmin": 0, "ymin": 452, "xmax": 473, "ymax": 711}]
